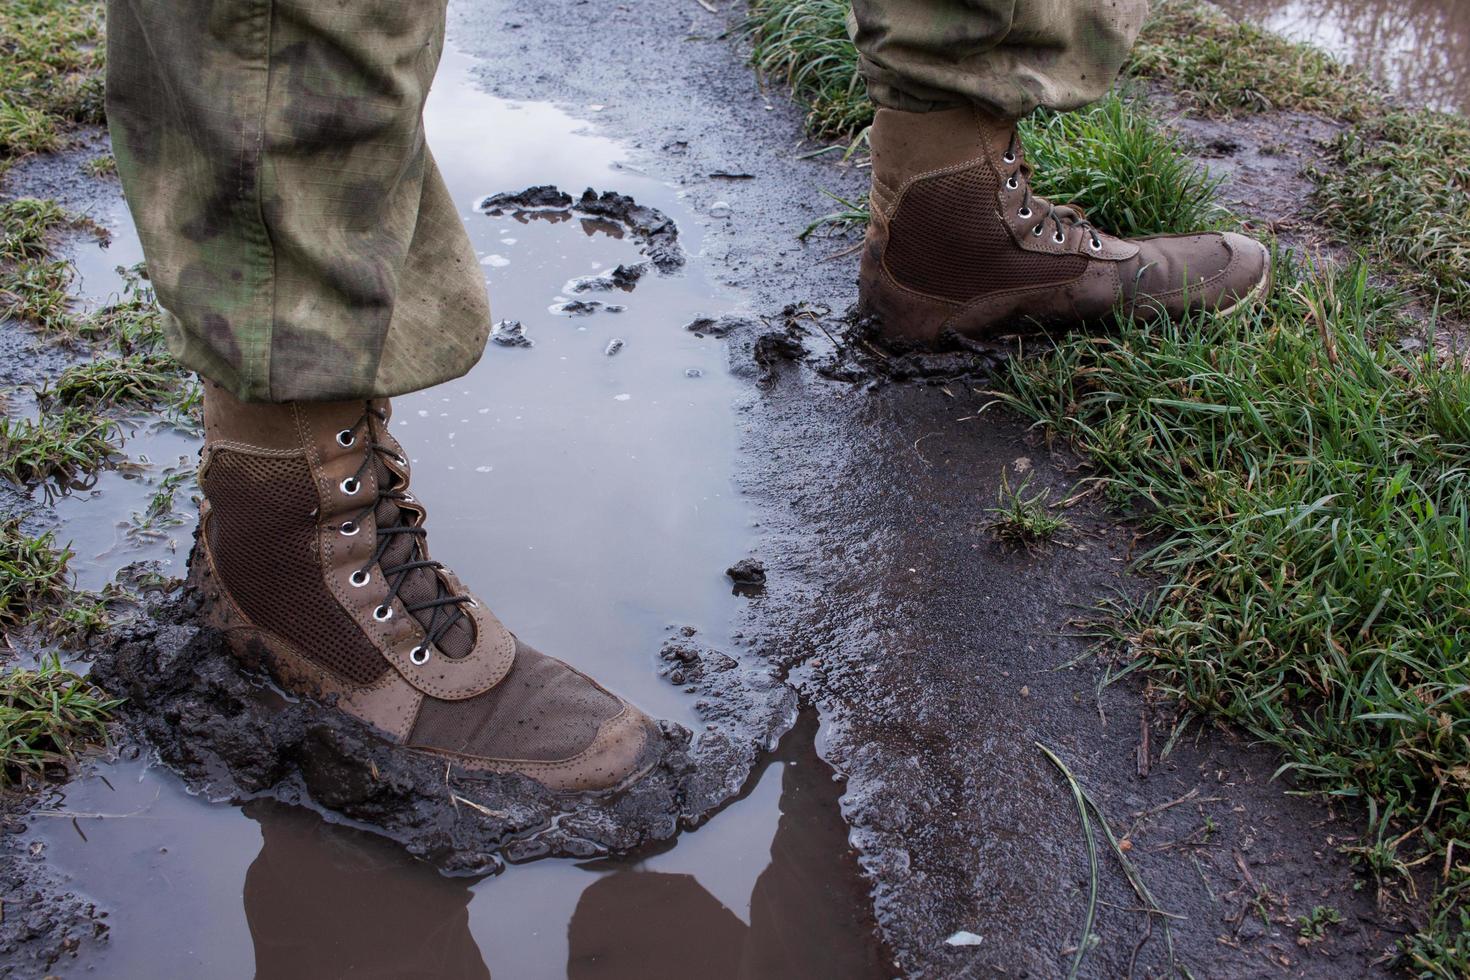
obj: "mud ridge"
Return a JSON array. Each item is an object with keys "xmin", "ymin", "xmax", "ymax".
[
  {"xmin": 476, "ymin": 185, "xmax": 684, "ymax": 272},
  {"xmin": 89, "ymin": 593, "xmax": 795, "ymax": 875}
]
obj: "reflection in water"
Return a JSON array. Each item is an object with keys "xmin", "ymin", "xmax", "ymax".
[
  {"xmin": 235, "ymin": 714, "xmax": 885, "ymax": 979},
  {"xmin": 1217, "ymin": 0, "xmax": 1470, "ymax": 115},
  {"xmin": 565, "ymin": 713, "xmax": 886, "ymax": 979},
  {"xmin": 242, "ymin": 801, "xmax": 491, "ymax": 979}
]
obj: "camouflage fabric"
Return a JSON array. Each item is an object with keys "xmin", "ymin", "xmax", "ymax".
[
  {"xmin": 106, "ymin": 0, "xmax": 489, "ymax": 403},
  {"xmin": 108, "ymin": 0, "xmax": 1145, "ymax": 403},
  {"xmin": 849, "ymin": 0, "xmax": 1149, "ymax": 119}
]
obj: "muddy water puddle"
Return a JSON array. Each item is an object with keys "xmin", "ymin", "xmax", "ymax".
[
  {"xmin": 1217, "ymin": 0, "xmax": 1470, "ymax": 115},
  {"xmin": 20, "ymin": 44, "xmax": 886, "ymax": 978}
]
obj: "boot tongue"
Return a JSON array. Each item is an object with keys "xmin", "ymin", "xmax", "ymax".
[{"xmin": 372, "ymin": 454, "xmax": 475, "ymax": 660}]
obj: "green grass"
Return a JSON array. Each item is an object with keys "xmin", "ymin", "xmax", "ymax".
[
  {"xmin": 1316, "ymin": 110, "xmax": 1470, "ymax": 321},
  {"xmin": 39, "ymin": 352, "xmax": 181, "ymax": 411},
  {"xmin": 0, "ymin": 516, "xmax": 71, "ymax": 630},
  {"xmin": 0, "ymin": 654, "xmax": 119, "ymax": 788},
  {"xmin": 0, "ymin": 517, "xmax": 107, "ymax": 644},
  {"xmin": 1022, "ymin": 94, "xmax": 1228, "ymax": 238},
  {"xmin": 0, "ymin": 408, "xmax": 119, "ymax": 484},
  {"xmin": 0, "ymin": 0, "xmax": 105, "ymax": 161},
  {"xmin": 748, "ymin": 0, "xmax": 868, "ymax": 140},
  {"xmin": 1129, "ymin": 0, "xmax": 1372, "ymax": 118},
  {"xmin": 998, "ymin": 254, "xmax": 1470, "ymax": 974},
  {"xmin": 986, "ymin": 473, "xmax": 1070, "ymax": 550}
]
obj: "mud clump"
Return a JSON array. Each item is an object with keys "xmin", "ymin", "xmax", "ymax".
[
  {"xmin": 725, "ymin": 558, "xmax": 766, "ymax": 597},
  {"xmin": 90, "ymin": 595, "xmax": 796, "ymax": 873},
  {"xmin": 478, "ymin": 186, "xmax": 683, "ymax": 273},
  {"xmin": 814, "ymin": 308, "xmax": 1010, "ymax": 385},
  {"xmin": 490, "ymin": 319, "xmax": 533, "ymax": 348},
  {"xmin": 566, "ymin": 262, "xmax": 648, "ymax": 294},
  {"xmin": 685, "ymin": 313, "xmax": 757, "ymax": 338}
]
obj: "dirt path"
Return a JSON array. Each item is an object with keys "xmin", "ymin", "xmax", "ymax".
[{"xmin": 449, "ymin": 0, "xmax": 1408, "ymax": 974}]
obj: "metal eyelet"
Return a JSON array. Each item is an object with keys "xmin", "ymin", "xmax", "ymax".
[
  {"xmin": 1018, "ymin": 207, "xmax": 1032, "ymax": 219},
  {"xmin": 373, "ymin": 605, "xmax": 394, "ymax": 622},
  {"xmin": 465, "ymin": 598, "xmax": 479, "ymax": 609},
  {"xmin": 340, "ymin": 477, "xmax": 361, "ymax": 495},
  {"xmin": 1090, "ymin": 237, "xmax": 1103, "ymax": 251},
  {"xmin": 340, "ymin": 520, "xmax": 359, "ymax": 537},
  {"xmin": 409, "ymin": 645, "xmax": 430, "ymax": 666},
  {"xmin": 1032, "ymin": 225, "xmax": 1044, "ymax": 237},
  {"xmin": 401, "ymin": 493, "xmax": 414, "ymax": 503},
  {"xmin": 1002, "ymin": 152, "xmax": 1016, "ymax": 164},
  {"xmin": 336, "ymin": 429, "xmax": 355, "ymax": 447},
  {"xmin": 1053, "ymin": 231, "xmax": 1066, "ymax": 245},
  {"xmin": 349, "ymin": 570, "xmax": 370, "ymax": 587},
  {"xmin": 1005, "ymin": 175, "xmax": 1019, "ymax": 190}
]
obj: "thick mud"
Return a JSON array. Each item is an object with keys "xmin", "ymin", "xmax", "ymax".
[{"xmin": 88, "ymin": 591, "xmax": 794, "ymax": 873}]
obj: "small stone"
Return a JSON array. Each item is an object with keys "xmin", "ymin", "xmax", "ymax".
[
  {"xmin": 709, "ymin": 200, "xmax": 732, "ymax": 218},
  {"xmin": 726, "ymin": 558, "xmax": 766, "ymax": 586},
  {"xmin": 605, "ymin": 338, "xmax": 624, "ymax": 356}
]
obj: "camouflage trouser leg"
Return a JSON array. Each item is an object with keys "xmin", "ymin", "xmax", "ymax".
[
  {"xmin": 849, "ymin": 0, "xmax": 1150, "ymax": 119},
  {"xmin": 106, "ymin": 0, "xmax": 489, "ymax": 403}
]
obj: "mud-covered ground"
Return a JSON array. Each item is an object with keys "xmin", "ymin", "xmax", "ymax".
[
  {"xmin": 448, "ymin": 0, "xmax": 1414, "ymax": 974},
  {"xmin": 0, "ymin": 0, "xmax": 1430, "ymax": 976}
]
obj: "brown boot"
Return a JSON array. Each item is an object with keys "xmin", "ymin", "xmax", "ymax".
[
  {"xmin": 858, "ymin": 106, "xmax": 1271, "ymax": 344},
  {"xmin": 190, "ymin": 381, "xmax": 660, "ymax": 793}
]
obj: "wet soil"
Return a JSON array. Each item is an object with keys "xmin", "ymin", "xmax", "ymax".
[
  {"xmin": 0, "ymin": 0, "xmax": 1438, "ymax": 976},
  {"xmin": 451, "ymin": 0, "xmax": 1416, "ymax": 974}
]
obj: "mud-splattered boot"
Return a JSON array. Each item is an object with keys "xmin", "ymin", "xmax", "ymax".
[
  {"xmin": 189, "ymin": 381, "xmax": 661, "ymax": 793},
  {"xmin": 857, "ymin": 106, "xmax": 1271, "ymax": 344}
]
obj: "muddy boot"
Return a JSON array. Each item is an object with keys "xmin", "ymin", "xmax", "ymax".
[
  {"xmin": 857, "ymin": 106, "xmax": 1271, "ymax": 345},
  {"xmin": 189, "ymin": 381, "xmax": 661, "ymax": 793}
]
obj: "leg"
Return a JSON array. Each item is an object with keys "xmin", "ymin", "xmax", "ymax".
[
  {"xmin": 849, "ymin": 0, "xmax": 1147, "ymax": 119},
  {"xmin": 107, "ymin": 0, "xmax": 488, "ymax": 403},
  {"xmin": 850, "ymin": 0, "xmax": 1271, "ymax": 344},
  {"xmin": 108, "ymin": 0, "xmax": 661, "ymax": 792}
]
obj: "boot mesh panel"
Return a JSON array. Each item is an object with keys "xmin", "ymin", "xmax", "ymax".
[
  {"xmin": 202, "ymin": 450, "xmax": 389, "ymax": 686},
  {"xmin": 409, "ymin": 641, "xmax": 622, "ymax": 761},
  {"xmin": 884, "ymin": 166, "xmax": 1087, "ymax": 302}
]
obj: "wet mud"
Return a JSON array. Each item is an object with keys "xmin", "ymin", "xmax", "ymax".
[
  {"xmin": 453, "ymin": 0, "xmax": 1417, "ymax": 973},
  {"xmin": 88, "ymin": 591, "xmax": 795, "ymax": 874},
  {"xmin": 477, "ymin": 186, "xmax": 683, "ymax": 272}
]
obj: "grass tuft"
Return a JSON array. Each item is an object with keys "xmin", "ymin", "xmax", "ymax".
[
  {"xmin": 748, "ymin": 0, "xmax": 870, "ymax": 140},
  {"xmin": 987, "ymin": 473, "xmax": 1070, "ymax": 550},
  {"xmin": 0, "ymin": 408, "xmax": 119, "ymax": 484},
  {"xmin": 1022, "ymin": 94, "xmax": 1228, "ymax": 238},
  {"xmin": 0, "ymin": 517, "xmax": 71, "ymax": 631},
  {"xmin": 1315, "ymin": 109, "xmax": 1470, "ymax": 321},
  {"xmin": 0, "ymin": 654, "xmax": 119, "ymax": 788},
  {"xmin": 38, "ymin": 352, "xmax": 181, "ymax": 411},
  {"xmin": 0, "ymin": 0, "xmax": 106, "ymax": 160}
]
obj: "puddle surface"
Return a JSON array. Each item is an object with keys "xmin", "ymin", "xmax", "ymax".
[
  {"xmin": 1217, "ymin": 0, "xmax": 1470, "ymax": 115},
  {"xmin": 23, "ymin": 43, "xmax": 886, "ymax": 978}
]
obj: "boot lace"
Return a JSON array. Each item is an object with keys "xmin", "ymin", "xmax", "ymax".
[
  {"xmin": 1003, "ymin": 131, "xmax": 1103, "ymax": 253},
  {"xmin": 339, "ymin": 406, "xmax": 473, "ymax": 663}
]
